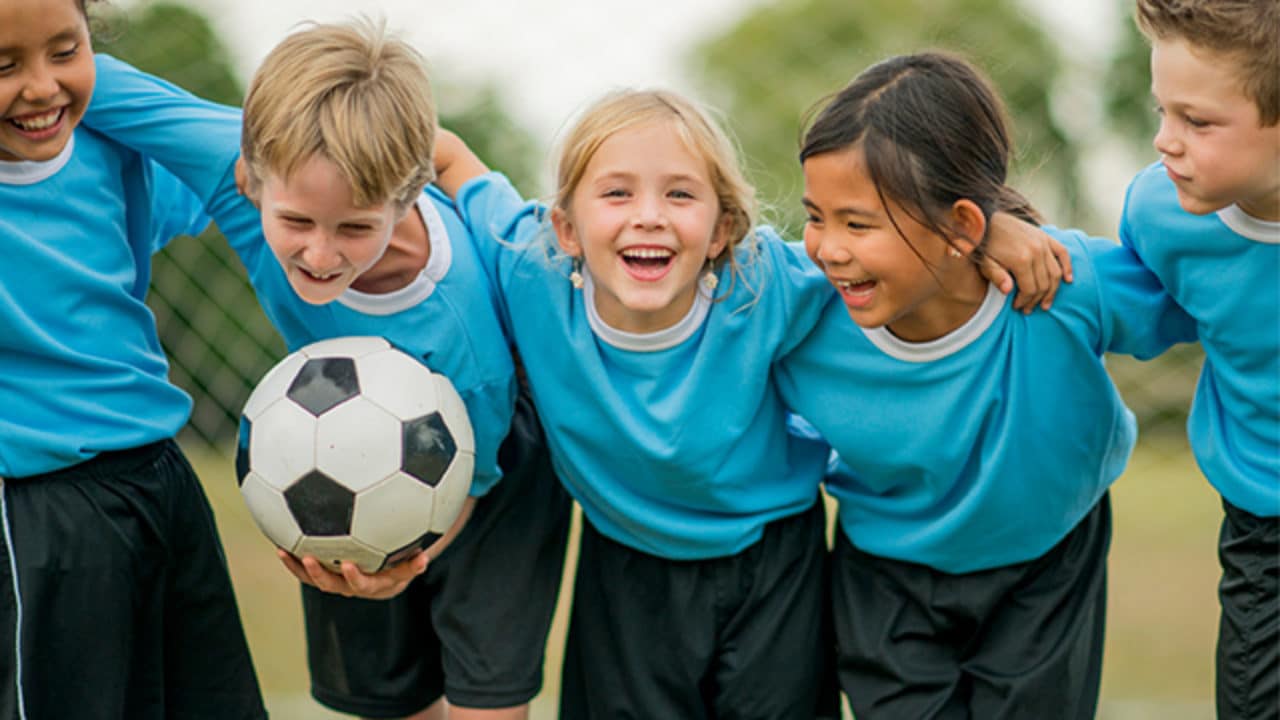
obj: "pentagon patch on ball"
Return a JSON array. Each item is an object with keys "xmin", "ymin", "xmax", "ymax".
[{"xmin": 236, "ymin": 336, "xmax": 475, "ymax": 573}]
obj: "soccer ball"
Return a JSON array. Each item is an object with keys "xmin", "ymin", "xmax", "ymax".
[{"xmin": 235, "ymin": 336, "xmax": 475, "ymax": 573}]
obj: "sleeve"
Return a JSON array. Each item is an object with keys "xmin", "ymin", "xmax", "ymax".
[
  {"xmin": 457, "ymin": 378, "xmax": 517, "ymax": 497},
  {"xmin": 87, "ymin": 54, "xmax": 269, "ymax": 267},
  {"xmin": 1081, "ymin": 233, "xmax": 1198, "ymax": 359},
  {"xmin": 455, "ymin": 172, "xmax": 558, "ymax": 334},
  {"xmin": 750, "ymin": 228, "xmax": 837, "ymax": 359},
  {"xmin": 146, "ymin": 160, "xmax": 211, "ymax": 252},
  {"xmin": 87, "ymin": 55, "xmax": 242, "ymax": 207}
]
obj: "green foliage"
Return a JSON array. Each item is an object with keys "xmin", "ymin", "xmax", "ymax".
[
  {"xmin": 1103, "ymin": 16, "xmax": 1159, "ymax": 147},
  {"xmin": 693, "ymin": 0, "xmax": 1081, "ymax": 234},
  {"xmin": 93, "ymin": 2, "xmax": 243, "ymax": 105},
  {"xmin": 438, "ymin": 82, "xmax": 545, "ymax": 197}
]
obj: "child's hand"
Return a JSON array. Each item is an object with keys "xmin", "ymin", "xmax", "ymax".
[
  {"xmin": 278, "ymin": 549, "xmax": 427, "ymax": 600},
  {"xmin": 979, "ymin": 213, "xmax": 1074, "ymax": 313}
]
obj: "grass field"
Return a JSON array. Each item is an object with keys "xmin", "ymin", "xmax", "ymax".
[{"xmin": 191, "ymin": 435, "xmax": 1220, "ymax": 719}]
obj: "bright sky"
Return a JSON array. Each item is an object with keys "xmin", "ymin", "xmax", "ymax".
[{"xmin": 147, "ymin": 0, "xmax": 1119, "ymax": 146}]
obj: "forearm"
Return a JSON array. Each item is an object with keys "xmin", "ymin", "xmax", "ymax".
[{"xmin": 434, "ymin": 128, "xmax": 490, "ymax": 199}]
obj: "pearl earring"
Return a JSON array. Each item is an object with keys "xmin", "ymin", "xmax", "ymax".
[
  {"xmin": 570, "ymin": 257, "xmax": 584, "ymax": 289},
  {"xmin": 701, "ymin": 265, "xmax": 719, "ymax": 292}
]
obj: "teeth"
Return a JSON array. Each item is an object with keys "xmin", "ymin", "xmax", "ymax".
[
  {"xmin": 621, "ymin": 248, "xmax": 673, "ymax": 259},
  {"xmin": 10, "ymin": 109, "xmax": 61, "ymax": 131}
]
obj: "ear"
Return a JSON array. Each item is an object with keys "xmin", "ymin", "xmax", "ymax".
[
  {"xmin": 551, "ymin": 207, "xmax": 582, "ymax": 257},
  {"xmin": 235, "ymin": 156, "xmax": 262, "ymax": 209},
  {"xmin": 706, "ymin": 211, "xmax": 734, "ymax": 261},
  {"xmin": 947, "ymin": 199, "xmax": 987, "ymax": 258}
]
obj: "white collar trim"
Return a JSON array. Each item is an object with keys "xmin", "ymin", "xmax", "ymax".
[
  {"xmin": 1217, "ymin": 205, "xmax": 1280, "ymax": 244},
  {"xmin": 336, "ymin": 195, "xmax": 452, "ymax": 315},
  {"xmin": 583, "ymin": 269, "xmax": 712, "ymax": 351},
  {"xmin": 861, "ymin": 282, "xmax": 1005, "ymax": 363},
  {"xmin": 0, "ymin": 136, "xmax": 75, "ymax": 185}
]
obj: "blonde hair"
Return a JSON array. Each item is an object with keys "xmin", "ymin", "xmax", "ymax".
[
  {"xmin": 241, "ymin": 18, "xmax": 436, "ymax": 210},
  {"xmin": 1136, "ymin": 0, "xmax": 1279, "ymax": 125},
  {"xmin": 552, "ymin": 89, "xmax": 759, "ymax": 276}
]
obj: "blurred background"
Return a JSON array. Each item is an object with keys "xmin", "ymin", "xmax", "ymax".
[{"xmin": 97, "ymin": 0, "xmax": 1217, "ymax": 717}]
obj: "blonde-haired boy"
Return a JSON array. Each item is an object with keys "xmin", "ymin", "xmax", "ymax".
[
  {"xmin": 1121, "ymin": 2, "xmax": 1278, "ymax": 717},
  {"xmin": 83, "ymin": 19, "xmax": 571, "ymax": 720}
]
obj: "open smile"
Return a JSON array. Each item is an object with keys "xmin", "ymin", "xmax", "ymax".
[
  {"xmin": 6, "ymin": 107, "xmax": 66, "ymax": 140},
  {"xmin": 832, "ymin": 276, "xmax": 877, "ymax": 309},
  {"xmin": 619, "ymin": 246, "xmax": 675, "ymax": 281}
]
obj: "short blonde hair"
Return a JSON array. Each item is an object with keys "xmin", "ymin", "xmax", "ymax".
[
  {"xmin": 1136, "ymin": 0, "xmax": 1279, "ymax": 125},
  {"xmin": 552, "ymin": 90, "xmax": 758, "ymax": 272},
  {"xmin": 241, "ymin": 18, "xmax": 436, "ymax": 210}
]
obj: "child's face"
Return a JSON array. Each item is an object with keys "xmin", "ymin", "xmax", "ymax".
[
  {"xmin": 1151, "ymin": 38, "xmax": 1280, "ymax": 220},
  {"xmin": 254, "ymin": 154, "xmax": 402, "ymax": 305},
  {"xmin": 802, "ymin": 145, "xmax": 978, "ymax": 343},
  {"xmin": 552, "ymin": 120, "xmax": 729, "ymax": 334},
  {"xmin": 0, "ymin": 0, "xmax": 95, "ymax": 163}
]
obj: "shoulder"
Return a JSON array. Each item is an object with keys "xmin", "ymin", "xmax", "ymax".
[{"xmin": 1121, "ymin": 162, "xmax": 1183, "ymax": 233}]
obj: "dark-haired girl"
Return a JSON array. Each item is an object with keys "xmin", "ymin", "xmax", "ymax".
[
  {"xmin": 776, "ymin": 51, "xmax": 1197, "ymax": 718},
  {"xmin": 0, "ymin": 0, "xmax": 265, "ymax": 717}
]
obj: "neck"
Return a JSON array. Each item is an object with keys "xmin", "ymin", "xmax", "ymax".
[
  {"xmin": 1237, "ymin": 188, "xmax": 1280, "ymax": 223},
  {"xmin": 887, "ymin": 263, "xmax": 989, "ymax": 343},
  {"xmin": 350, "ymin": 205, "xmax": 431, "ymax": 294}
]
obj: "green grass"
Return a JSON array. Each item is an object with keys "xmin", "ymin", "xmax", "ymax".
[{"xmin": 191, "ymin": 436, "xmax": 1218, "ymax": 719}]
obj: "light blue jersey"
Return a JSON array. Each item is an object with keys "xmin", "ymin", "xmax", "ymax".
[
  {"xmin": 85, "ymin": 55, "xmax": 517, "ymax": 496},
  {"xmin": 455, "ymin": 172, "xmax": 832, "ymax": 559},
  {"xmin": 778, "ymin": 229, "xmax": 1197, "ymax": 573},
  {"xmin": 1121, "ymin": 164, "xmax": 1280, "ymax": 518},
  {"xmin": 0, "ymin": 130, "xmax": 207, "ymax": 477}
]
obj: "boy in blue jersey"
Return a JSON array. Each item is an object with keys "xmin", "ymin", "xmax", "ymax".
[
  {"xmin": 84, "ymin": 21, "xmax": 571, "ymax": 720},
  {"xmin": 0, "ymin": 0, "xmax": 266, "ymax": 718},
  {"xmin": 1126, "ymin": 2, "xmax": 1279, "ymax": 717}
]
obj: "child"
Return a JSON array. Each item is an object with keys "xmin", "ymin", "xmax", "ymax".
[
  {"xmin": 774, "ymin": 52, "xmax": 1198, "ymax": 718},
  {"xmin": 1127, "ymin": 2, "xmax": 1279, "ymax": 716},
  {"xmin": 432, "ymin": 84, "xmax": 1067, "ymax": 717},
  {"xmin": 0, "ymin": 0, "xmax": 266, "ymax": 718},
  {"xmin": 84, "ymin": 21, "xmax": 571, "ymax": 720}
]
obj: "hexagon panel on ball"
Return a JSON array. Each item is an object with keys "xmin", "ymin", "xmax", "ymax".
[
  {"xmin": 350, "ymin": 471, "xmax": 437, "ymax": 553},
  {"xmin": 248, "ymin": 400, "xmax": 319, "ymax": 491},
  {"xmin": 292, "ymin": 535, "xmax": 388, "ymax": 574},
  {"xmin": 315, "ymin": 397, "xmax": 403, "ymax": 493},
  {"xmin": 240, "ymin": 472, "xmax": 304, "ymax": 552}
]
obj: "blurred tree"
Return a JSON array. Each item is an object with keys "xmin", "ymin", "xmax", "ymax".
[
  {"xmin": 693, "ymin": 0, "xmax": 1082, "ymax": 235},
  {"xmin": 1103, "ymin": 12, "xmax": 1159, "ymax": 148},
  {"xmin": 439, "ymin": 83, "xmax": 545, "ymax": 197},
  {"xmin": 94, "ymin": 2, "xmax": 243, "ymax": 105}
]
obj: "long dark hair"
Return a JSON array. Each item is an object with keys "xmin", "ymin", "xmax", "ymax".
[{"xmin": 800, "ymin": 52, "xmax": 1040, "ymax": 261}]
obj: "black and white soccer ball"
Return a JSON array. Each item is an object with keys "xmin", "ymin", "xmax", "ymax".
[{"xmin": 235, "ymin": 336, "xmax": 474, "ymax": 573}]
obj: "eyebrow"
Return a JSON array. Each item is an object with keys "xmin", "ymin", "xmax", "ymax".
[
  {"xmin": 801, "ymin": 197, "xmax": 878, "ymax": 218},
  {"xmin": 591, "ymin": 170, "xmax": 708, "ymax": 186},
  {"xmin": 0, "ymin": 28, "xmax": 83, "ymax": 54}
]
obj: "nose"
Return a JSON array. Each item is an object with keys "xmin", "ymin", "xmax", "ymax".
[
  {"xmin": 631, "ymin": 195, "xmax": 669, "ymax": 231},
  {"xmin": 1153, "ymin": 115, "xmax": 1180, "ymax": 158},
  {"xmin": 299, "ymin": 233, "xmax": 343, "ymax": 273},
  {"xmin": 810, "ymin": 229, "xmax": 854, "ymax": 268},
  {"xmin": 20, "ymin": 61, "xmax": 60, "ymax": 105}
]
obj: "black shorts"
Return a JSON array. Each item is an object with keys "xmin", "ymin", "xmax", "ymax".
[
  {"xmin": 832, "ymin": 495, "xmax": 1111, "ymax": 720},
  {"xmin": 1215, "ymin": 498, "xmax": 1279, "ymax": 720},
  {"xmin": 303, "ymin": 389, "xmax": 572, "ymax": 716},
  {"xmin": 0, "ymin": 439, "xmax": 266, "ymax": 720},
  {"xmin": 560, "ymin": 500, "xmax": 838, "ymax": 720}
]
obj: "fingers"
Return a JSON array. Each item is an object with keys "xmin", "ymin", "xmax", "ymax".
[
  {"xmin": 978, "ymin": 255, "xmax": 1015, "ymax": 296},
  {"xmin": 277, "ymin": 549, "xmax": 316, "ymax": 587},
  {"xmin": 281, "ymin": 551, "xmax": 428, "ymax": 600}
]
